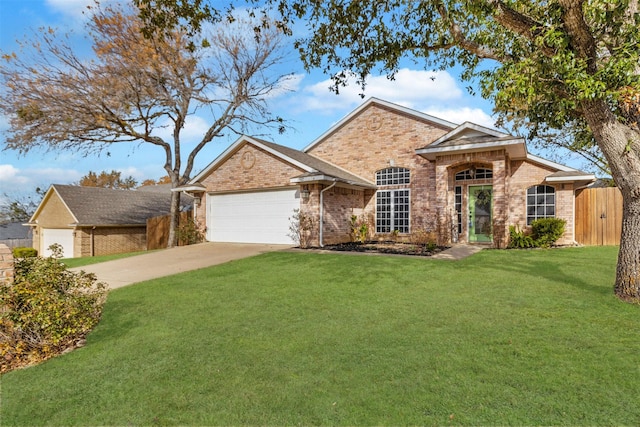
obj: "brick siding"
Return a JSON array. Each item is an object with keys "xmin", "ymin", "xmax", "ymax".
[
  {"xmin": 0, "ymin": 244, "xmax": 14, "ymax": 285},
  {"xmin": 75, "ymin": 227, "xmax": 147, "ymax": 257},
  {"xmin": 193, "ymin": 102, "xmax": 580, "ymax": 248}
]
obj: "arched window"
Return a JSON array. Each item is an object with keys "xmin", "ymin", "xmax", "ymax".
[
  {"xmin": 527, "ymin": 185, "xmax": 555, "ymax": 225},
  {"xmin": 455, "ymin": 168, "xmax": 492, "ymax": 181},
  {"xmin": 375, "ymin": 168, "xmax": 410, "ymax": 233}
]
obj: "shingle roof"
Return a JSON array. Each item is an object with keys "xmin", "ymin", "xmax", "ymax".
[
  {"xmin": 49, "ymin": 184, "xmax": 187, "ymax": 226},
  {"xmin": 255, "ymin": 139, "xmax": 376, "ymax": 188},
  {"xmin": 0, "ymin": 222, "xmax": 30, "ymax": 239}
]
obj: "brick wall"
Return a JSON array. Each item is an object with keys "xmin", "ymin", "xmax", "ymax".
[
  {"xmin": 432, "ymin": 150, "xmax": 509, "ymax": 246},
  {"xmin": 508, "ymin": 160, "xmax": 575, "ymax": 244},
  {"xmin": 307, "ymin": 103, "xmax": 450, "ymax": 242},
  {"xmin": 201, "ymin": 144, "xmax": 305, "ymax": 192},
  {"xmin": 76, "ymin": 227, "xmax": 147, "ymax": 257},
  {"xmin": 0, "ymin": 244, "xmax": 14, "ymax": 285}
]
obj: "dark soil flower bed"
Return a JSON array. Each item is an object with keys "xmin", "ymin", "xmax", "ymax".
[{"xmin": 321, "ymin": 241, "xmax": 448, "ymax": 257}]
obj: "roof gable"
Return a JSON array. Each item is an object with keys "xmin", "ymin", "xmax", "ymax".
[
  {"xmin": 190, "ymin": 136, "xmax": 315, "ymax": 184},
  {"xmin": 30, "ymin": 186, "xmax": 77, "ymax": 224},
  {"xmin": 416, "ymin": 122, "xmax": 527, "ymax": 160},
  {"xmin": 303, "ymin": 97, "xmax": 458, "ymax": 152},
  {"xmin": 188, "ymin": 136, "xmax": 375, "ymax": 189}
]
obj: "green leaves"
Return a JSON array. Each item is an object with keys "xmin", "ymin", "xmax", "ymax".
[{"xmin": 1, "ymin": 253, "xmax": 107, "ymax": 373}]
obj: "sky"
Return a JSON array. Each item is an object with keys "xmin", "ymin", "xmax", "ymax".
[{"xmin": 0, "ymin": 0, "xmax": 584, "ymax": 202}]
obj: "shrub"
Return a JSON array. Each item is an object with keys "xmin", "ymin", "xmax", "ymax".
[
  {"xmin": 531, "ymin": 218, "xmax": 567, "ymax": 247},
  {"xmin": 176, "ymin": 218, "xmax": 205, "ymax": 245},
  {"xmin": 349, "ymin": 214, "xmax": 370, "ymax": 244},
  {"xmin": 507, "ymin": 225, "xmax": 537, "ymax": 249},
  {"xmin": 411, "ymin": 228, "xmax": 438, "ymax": 248},
  {"xmin": 288, "ymin": 209, "xmax": 315, "ymax": 248},
  {"xmin": 12, "ymin": 247, "xmax": 37, "ymax": 258},
  {"xmin": 0, "ymin": 253, "xmax": 107, "ymax": 373}
]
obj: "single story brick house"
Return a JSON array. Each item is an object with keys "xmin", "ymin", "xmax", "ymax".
[
  {"xmin": 27, "ymin": 184, "xmax": 190, "ymax": 258},
  {"xmin": 177, "ymin": 98, "xmax": 595, "ymax": 248}
]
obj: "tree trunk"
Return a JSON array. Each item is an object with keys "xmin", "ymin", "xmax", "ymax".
[
  {"xmin": 167, "ymin": 189, "xmax": 181, "ymax": 248},
  {"xmin": 616, "ymin": 194, "xmax": 640, "ymax": 300},
  {"xmin": 582, "ymin": 99, "xmax": 640, "ymax": 301}
]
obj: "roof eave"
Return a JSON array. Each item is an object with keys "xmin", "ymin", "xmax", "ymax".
[
  {"xmin": 173, "ymin": 184, "xmax": 206, "ymax": 193},
  {"xmin": 416, "ymin": 140, "xmax": 527, "ymax": 160},
  {"xmin": 545, "ymin": 175, "xmax": 596, "ymax": 183},
  {"xmin": 72, "ymin": 223, "xmax": 147, "ymax": 228},
  {"xmin": 291, "ymin": 174, "xmax": 377, "ymax": 190}
]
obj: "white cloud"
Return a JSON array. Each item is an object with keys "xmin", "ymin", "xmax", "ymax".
[
  {"xmin": 0, "ymin": 164, "xmax": 83, "ymax": 190},
  {"xmin": 151, "ymin": 115, "xmax": 212, "ymax": 144},
  {"xmin": 0, "ymin": 164, "xmax": 29, "ymax": 185},
  {"xmin": 45, "ymin": 0, "xmax": 103, "ymax": 18},
  {"xmin": 296, "ymin": 69, "xmax": 464, "ymax": 114},
  {"xmin": 423, "ymin": 107, "xmax": 496, "ymax": 128}
]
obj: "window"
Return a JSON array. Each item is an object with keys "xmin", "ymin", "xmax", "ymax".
[
  {"xmin": 527, "ymin": 185, "xmax": 555, "ymax": 225},
  {"xmin": 375, "ymin": 167, "xmax": 410, "ymax": 233},
  {"xmin": 376, "ymin": 167, "xmax": 410, "ymax": 186},
  {"xmin": 455, "ymin": 168, "xmax": 492, "ymax": 181},
  {"xmin": 376, "ymin": 190, "xmax": 410, "ymax": 233},
  {"xmin": 455, "ymin": 186, "xmax": 463, "ymax": 235}
]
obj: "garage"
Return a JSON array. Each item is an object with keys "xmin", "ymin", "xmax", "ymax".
[
  {"xmin": 207, "ymin": 189, "xmax": 300, "ymax": 244},
  {"xmin": 41, "ymin": 228, "xmax": 74, "ymax": 258}
]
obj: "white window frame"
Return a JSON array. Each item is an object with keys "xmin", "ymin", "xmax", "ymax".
[
  {"xmin": 527, "ymin": 185, "xmax": 556, "ymax": 225},
  {"xmin": 376, "ymin": 189, "xmax": 410, "ymax": 233}
]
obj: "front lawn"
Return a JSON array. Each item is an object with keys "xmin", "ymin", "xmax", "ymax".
[{"xmin": 2, "ymin": 246, "xmax": 638, "ymax": 426}]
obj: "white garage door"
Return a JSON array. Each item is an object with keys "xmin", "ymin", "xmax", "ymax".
[
  {"xmin": 41, "ymin": 228, "xmax": 74, "ymax": 258},
  {"xmin": 207, "ymin": 189, "xmax": 299, "ymax": 244}
]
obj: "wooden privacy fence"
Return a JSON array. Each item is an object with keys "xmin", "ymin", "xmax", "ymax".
[
  {"xmin": 574, "ymin": 187, "xmax": 622, "ymax": 246},
  {"xmin": 146, "ymin": 212, "xmax": 190, "ymax": 250}
]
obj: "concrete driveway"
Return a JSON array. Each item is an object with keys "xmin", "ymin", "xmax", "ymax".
[{"xmin": 70, "ymin": 242, "xmax": 291, "ymax": 290}]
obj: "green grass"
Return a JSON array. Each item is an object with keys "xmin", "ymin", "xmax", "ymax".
[
  {"xmin": 61, "ymin": 250, "xmax": 155, "ymax": 268},
  {"xmin": 2, "ymin": 246, "xmax": 639, "ymax": 426}
]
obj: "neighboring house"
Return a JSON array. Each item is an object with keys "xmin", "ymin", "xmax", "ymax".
[
  {"xmin": 177, "ymin": 98, "xmax": 595, "ymax": 248},
  {"xmin": 0, "ymin": 222, "xmax": 32, "ymax": 249},
  {"xmin": 27, "ymin": 184, "xmax": 191, "ymax": 258}
]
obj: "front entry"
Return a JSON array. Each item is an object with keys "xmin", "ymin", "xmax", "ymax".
[{"xmin": 469, "ymin": 185, "xmax": 493, "ymax": 243}]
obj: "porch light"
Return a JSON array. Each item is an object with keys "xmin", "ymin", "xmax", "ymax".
[{"xmin": 301, "ymin": 189, "xmax": 310, "ymax": 200}]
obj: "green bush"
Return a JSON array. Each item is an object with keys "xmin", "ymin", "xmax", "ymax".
[
  {"xmin": 0, "ymin": 252, "xmax": 107, "ymax": 373},
  {"xmin": 507, "ymin": 225, "xmax": 537, "ymax": 249},
  {"xmin": 12, "ymin": 247, "xmax": 37, "ymax": 258},
  {"xmin": 531, "ymin": 218, "xmax": 567, "ymax": 247}
]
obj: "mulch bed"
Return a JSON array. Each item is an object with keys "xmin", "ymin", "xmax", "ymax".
[{"xmin": 321, "ymin": 241, "xmax": 448, "ymax": 257}]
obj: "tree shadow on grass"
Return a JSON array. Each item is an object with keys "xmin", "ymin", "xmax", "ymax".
[{"xmin": 470, "ymin": 249, "xmax": 615, "ymax": 298}]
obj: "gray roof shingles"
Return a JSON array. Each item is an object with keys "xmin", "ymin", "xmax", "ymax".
[
  {"xmin": 255, "ymin": 139, "xmax": 376, "ymax": 188},
  {"xmin": 52, "ymin": 184, "xmax": 185, "ymax": 226}
]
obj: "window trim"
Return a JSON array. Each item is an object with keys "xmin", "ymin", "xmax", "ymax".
[
  {"xmin": 526, "ymin": 185, "xmax": 556, "ymax": 225},
  {"xmin": 376, "ymin": 167, "xmax": 411, "ymax": 186},
  {"xmin": 376, "ymin": 189, "xmax": 410, "ymax": 233},
  {"xmin": 455, "ymin": 168, "xmax": 493, "ymax": 181}
]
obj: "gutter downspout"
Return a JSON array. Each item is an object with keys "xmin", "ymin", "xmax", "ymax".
[{"xmin": 319, "ymin": 180, "xmax": 337, "ymax": 248}]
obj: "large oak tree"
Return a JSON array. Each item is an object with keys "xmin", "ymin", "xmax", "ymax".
[
  {"xmin": 0, "ymin": 3, "xmax": 291, "ymax": 246},
  {"xmin": 136, "ymin": 0, "xmax": 640, "ymax": 300}
]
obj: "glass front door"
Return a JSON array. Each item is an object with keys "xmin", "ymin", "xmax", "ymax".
[{"xmin": 469, "ymin": 185, "xmax": 493, "ymax": 243}]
